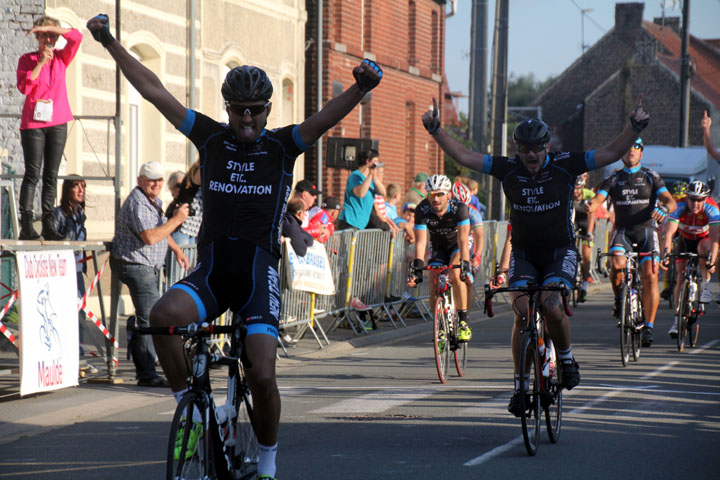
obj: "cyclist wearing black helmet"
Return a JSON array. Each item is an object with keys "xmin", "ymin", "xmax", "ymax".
[
  {"xmin": 88, "ymin": 14, "xmax": 382, "ymax": 480},
  {"xmin": 587, "ymin": 137, "xmax": 677, "ymax": 347},
  {"xmin": 421, "ymin": 95, "xmax": 650, "ymax": 416}
]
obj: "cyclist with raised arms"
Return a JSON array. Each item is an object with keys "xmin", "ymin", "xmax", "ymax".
[
  {"xmin": 87, "ymin": 14, "xmax": 382, "ymax": 480},
  {"xmin": 572, "ymin": 175, "xmax": 596, "ymax": 302},
  {"xmin": 662, "ymin": 180, "xmax": 719, "ymax": 336},
  {"xmin": 407, "ymin": 174, "xmax": 473, "ymax": 342},
  {"xmin": 422, "ymin": 95, "xmax": 651, "ymax": 416},
  {"xmin": 588, "ymin": 138, "xmax": 676, "ymax": 347}
]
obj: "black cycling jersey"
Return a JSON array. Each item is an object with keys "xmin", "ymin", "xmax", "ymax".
[
  {"xmin": 597, "ymin": 166, "xmax": 667, "ymax": 228},
  {"xmin": 414, "ymin": 198, "xmax": 470, "ymax": 254},
  {"xmin": 480, "ymin": 151, "xmax": 595, "ymax": 249},
  {"xmin": 178, "ymin": 109, "xmax": 309, "ymax": 257}
]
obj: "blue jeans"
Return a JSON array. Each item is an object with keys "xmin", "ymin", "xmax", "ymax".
[
  {"xmin": 111, "ymin": 258, "xmax": 160, "ymax": 381},
  {"xmin": 19, "ymin": 124, "xmax": 68, "ymax": 216}
]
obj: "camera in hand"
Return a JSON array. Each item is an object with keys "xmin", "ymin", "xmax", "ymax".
[{"xmin": 370, "ymin": 162, "xmax": 385, "ymax": 169}]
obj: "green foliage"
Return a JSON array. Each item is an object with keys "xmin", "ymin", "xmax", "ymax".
[{"xmin": 508, "ymin": 73, "xmax": 555, "ymax": 107}]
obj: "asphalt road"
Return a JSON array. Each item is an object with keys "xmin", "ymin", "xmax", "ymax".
[{"xmin": 1, "ymin": 284, "xmax": 718, "ymax": 479}]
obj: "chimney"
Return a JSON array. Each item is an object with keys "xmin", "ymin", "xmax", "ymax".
[
  {"xmin": 615, "ymin": 2, "xmax": 644, "ymax": 30},
  {"xmin": 653, "ymin": 16, "xmax": 680, "ymax": 34}
]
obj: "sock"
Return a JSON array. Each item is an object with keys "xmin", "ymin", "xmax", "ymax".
[
  {"xmin": 258, "ymin": 443, "xmax": 278, "ymax": 478},
  {"xmin": 581, "ymin": 281, "xmax": 588, "ymax": 290},
  {"xmin": 645, "ymin": 323, "xmax": 653, "ymax": 329},
  {"xmin": 557, "ymin": 347, "xmax": 573, "ymax": 361},
  {"xmin": 457, "ymin": 310, "xmax": 468, "ymax": 323}
]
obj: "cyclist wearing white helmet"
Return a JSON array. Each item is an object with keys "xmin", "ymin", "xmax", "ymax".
[
  {"xmin": 87, "ymin": 13, "xmax": 383, "ymax": 480},
  {"xmin": 408, "ymin": 174, "xmax": 473, "ymax": 342},
  {"xmin": 452, "ymin": 180, "xmax": 485, "ymax": 310},
  {"xmin": 662, "ymin": 180, "xmax": 719, "ymax": 336},
  {"xmin": 422, "ymin": 94, "xmax": 651, "ymax": 416}
]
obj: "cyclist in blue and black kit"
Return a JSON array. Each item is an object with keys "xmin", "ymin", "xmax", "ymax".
[
  {"xmin": 408, "ymin": 174, "xmax": 473, "ymax": 342},
  {"xmin": 87, "ymin": 14, "xmax": 382, "ymax": 480},
  {"xmin": 588, "ymin": 138, "xmax": 676, "ymax": 347},
  {"xmin": 422, "ymin": 95, "xmax": 651, "ymax": 416}
]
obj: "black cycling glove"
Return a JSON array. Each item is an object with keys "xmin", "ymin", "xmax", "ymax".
[
  {"xmin": 90, "ymin": 14, "xmax": 115, "ymax": 48},
  {"xmin": 353, "ymin": 59, "xmax": 383, "ymax": 94}
]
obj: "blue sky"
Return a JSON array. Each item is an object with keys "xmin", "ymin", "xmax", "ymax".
[{"xmin": 445, "ymin": 0, "xmax": 720, "ymax": 114}]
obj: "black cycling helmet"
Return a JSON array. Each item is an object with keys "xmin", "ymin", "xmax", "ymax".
[
  {"xmin": 513, "ymin": 118, "xmax": 550, "ymax": 145},
  {"xmin": 221, "ymin": 66, "xmax": 273, "ymax": 103}
]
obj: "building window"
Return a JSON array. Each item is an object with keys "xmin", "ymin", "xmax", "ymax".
[
  {"xmin": 408, "ymin": 1, "xmax": 417, "ymax": 66},
  {"xmin": 282, "ymin": 78, "xmax": 294, "ymax": 126}
]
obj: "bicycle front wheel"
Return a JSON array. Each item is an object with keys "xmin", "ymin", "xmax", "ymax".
[
  {"xmin": 631, "ymin": 301, "xmax": 642, "ymax": 362},
  {"xmin": 618, "ymin": 285, "xmax": 630, "ymax": 367},
  {"xmin": 433, "ymin": 296, "xmax": 450, "ymax": 383},
  {"xmin": 677, "ymin": 279, "xmax": 691, "ymax": 352},
  {"xmin": 232, "ymin": 378, "xmax": 260, "ymax": 480},
  {"xmin": 167, "ymin": 392, "xmax": 213, "ymax": 480},
  {"xmin": 543, "ymin": 339, "xmax": 562, "ymax": 443},
  {"xmin": 519, "ymin": 334, "xmax": 540, "ymax": 456}
]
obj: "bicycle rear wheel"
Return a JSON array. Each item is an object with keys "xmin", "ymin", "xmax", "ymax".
[
  {"xmin": 167, "ymin": 392, "xmax": 212, "ymax": 480},
  {"xmin": 232, "ymin": 378, "xmax": 259, "ymax": 479},
  {"xmin": 677, "ymin": 279, "xmax": 690, "ymax": 352},
  {"xmin": 453, "ymin": 314, "xmax": 467, "ymax": 377},
  {"xmin": 543, "ymin": 339, "xmax": 562, "ymax": 444},
  {"xmin": 519, "ymin": 334, "xmax": 540, "ymax": 456},
  {"xmin": 433, "ymin": 296, "xmax": 450, "ymax": 383}
]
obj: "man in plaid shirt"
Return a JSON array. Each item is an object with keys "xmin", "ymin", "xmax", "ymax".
[{"xmin": 110, "ymin": 161, "xmax": 189, "ymax": 387}]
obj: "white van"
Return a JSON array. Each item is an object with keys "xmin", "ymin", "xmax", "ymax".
[{"xmin": 602, "ymin": 145, "xmax": 718, "ymax": 199}]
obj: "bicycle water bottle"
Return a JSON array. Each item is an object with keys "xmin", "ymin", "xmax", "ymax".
[
  {"xmin": 216, "ymin": 404, "xmax": 237, "ymax": 447},
  {"xmin": 630, "ymin": 289, "xmax": 638, "ymax": 315},
  {"xmin": 538, "ymin": 338, "xmax": 550, "ymax": 378},
  {"xmin": 688, "ymin": 281, "xmax": 697, "ymax": 302},
  {"xmin": 438, "ymin": 273, "xmax": 447, "ymax": 291}
]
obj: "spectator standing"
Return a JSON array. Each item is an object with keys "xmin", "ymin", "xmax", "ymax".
[
  {"xmin": 282, "ymin": 198, "xmax": 314, "ymax": 257},
  {"xmin": 110, "ymin": 161, "xmax": 189, "ymax": 387},
  {"xmin": 52, "ymin": 175, "xmax": 87, "ymax": 356},
  {"xmin": 292, "ymin": 180, "xmax": 321, "ymax": 227},
  {"xmin": 337, "ymin": 149, "xmax": 387, "ymax": 230},
  {"xmin": 166, "ymin": 162, "xmax": 203, "ymax": 245},
  {"xmin": 404, "ymin": 172, "xmax": 428, "ymax": 206},
  {"xmin": 17, "ymin": 17, "xmax": 83, "ymax": 240}
]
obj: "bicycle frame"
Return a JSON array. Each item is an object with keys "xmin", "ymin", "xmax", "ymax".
[{"xmin": 668, "ymin": 252, "xmax": 707, "ymax": 351}]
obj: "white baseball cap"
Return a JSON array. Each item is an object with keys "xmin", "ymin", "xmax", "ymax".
[{"xmin": 138, "ymin": 162, "xmax": 164, "ymax": 180}]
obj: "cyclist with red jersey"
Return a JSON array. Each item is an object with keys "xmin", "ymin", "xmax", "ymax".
[{"xmin": 662, "ymin": 181, "xmax": 719, "ymax": 336}]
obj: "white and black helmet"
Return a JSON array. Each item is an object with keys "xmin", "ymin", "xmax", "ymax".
[
  {"xmin": 688, "ymin": 180, "xmax": 710, "ymax": 199},
  {"xmin": 426, "ymin": 174, "xmax": 452, "ymax": 193}
]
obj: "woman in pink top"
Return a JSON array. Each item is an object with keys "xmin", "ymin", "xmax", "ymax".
[{"xmin": 16, "ymin": 16, "xmax": 82, "ymax": 240}]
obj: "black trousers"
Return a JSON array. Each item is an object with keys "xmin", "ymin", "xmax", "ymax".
[{"xmin": 19, "ymin": 123, "xmax": 67, "ymax": 216}]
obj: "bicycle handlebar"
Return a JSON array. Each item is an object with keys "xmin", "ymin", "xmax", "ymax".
[
  {"xmin": 483, "ymin": 284, "xmax": 571, "ymax": 318},
  {"xmin": 136, "ymin": 322, "xmax": 238, "ymax": 336}
]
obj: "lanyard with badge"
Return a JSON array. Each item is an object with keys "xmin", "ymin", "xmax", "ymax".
[{"xmin": 33, "ymin": 51, "xmax": 54, "ymax": 122}]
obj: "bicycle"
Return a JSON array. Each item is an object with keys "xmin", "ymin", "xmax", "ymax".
[
  {"xmin": 666, "ymin": 252, "xmax": 707, "ymax": 352},
  {"xmin": 420, "ymin": 264, "xmax": 467, "ymax": 383},
  {"xmin": 137, "ymin": 317, "xmax": 259, "ymax": 480},
  {"xmin": 597, "ymin": 249, "xmax": 651, "ymax": 367},
  {"xmin": 484, "ymin": 283, "xmax": 569, "ymax": 456}
]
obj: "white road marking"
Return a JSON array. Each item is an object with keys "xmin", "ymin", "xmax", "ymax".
[
  {"xmin": 463, "ymin": 339, "xmax": 720, "ymax": 467},
  {"xmin": 309, "ymin": 388, "xmax": 436, "ymax": 414}
]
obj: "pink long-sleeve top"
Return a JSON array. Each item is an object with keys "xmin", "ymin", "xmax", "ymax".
[{"xmin": 17, "ymin": 28, "xmax": 83, "ymax": 130}]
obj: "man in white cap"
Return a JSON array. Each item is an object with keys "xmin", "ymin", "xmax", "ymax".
[{"xmin": 110, "ymin": 161, "xmax": 189, "ymax": 387}]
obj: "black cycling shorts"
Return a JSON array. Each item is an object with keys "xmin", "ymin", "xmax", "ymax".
[
  {"xmin": 676, "ymin": 236, "xmax": 704, "ymax": 256},
  {"xmin": 170, "ymin": 237, "xmax": 280, "ymax": 338},
  {"xmin": 508, "ymin": 245, "xmax": 577, "ymax": 290},
  {"xmin": 609, "ymin": 225, "xmax": 659, "ymax": 264},
  {"xmin": 428, "ymin": 241, "xmax": 459, "ymax": 267}
]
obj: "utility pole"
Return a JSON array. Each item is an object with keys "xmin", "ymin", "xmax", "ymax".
[
  {"xmin": 581, "ymin": 9, "xmax": 593, "ymax": 54},
  {"xmin": 488, "ymin": 0, "xmax": 509, "ymax": 220},
  {"xmin": 468, "ymin": 1, "xmax": 489, "ymax": 201},
  {"xmin": 678, "ymin": 0, "xmax": 691, "ymax": 147}
]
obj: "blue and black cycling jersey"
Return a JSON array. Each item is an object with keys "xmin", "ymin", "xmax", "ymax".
[{"xmin": 597, "ymin": 166, "xmax": 667, "ymax": 229}]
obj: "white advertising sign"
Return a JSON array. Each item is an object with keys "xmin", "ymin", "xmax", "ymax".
[
  {"xmin": 284, "ymin": 240, "xmax": 336, "ymax": 296},
  {"xmin": 17, "ymin": 250, "xmax": 78, "ymax": 396}
]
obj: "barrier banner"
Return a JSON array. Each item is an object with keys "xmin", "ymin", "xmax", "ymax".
[
  {"xmin": 284, "ymin": 239, "xmax": 336, "ymax": 295},
  {"xmin": 16, "ymin": 250, "xmax": 78, "ymax": 396}
]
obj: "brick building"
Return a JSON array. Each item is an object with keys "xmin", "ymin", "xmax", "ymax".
[
  {"xmin": 533, "ymin": 2, "xmax": 720, "ymax": 171},
  {"xmin": 303, "ymin": 0, "xmax": 450, "ymax": 199}
]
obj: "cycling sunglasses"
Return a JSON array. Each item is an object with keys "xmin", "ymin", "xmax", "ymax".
[
  {"xmin": 687, "ymin": 195, "xmax": 705, "ymax": 203},
  {"xmin": 226, "ymin": 102, "xmax": 269, "ymax": 117},
  {"xmin": 632, "ymin": 143, "xmax": 644, "ymax": 151},
  {"xmin": 517, "ymin": 143, "xmax": 546, "ymax": 154},
  {"xmin": 429, "ymin": 191, "xmax": 448, "ymax": 198}
]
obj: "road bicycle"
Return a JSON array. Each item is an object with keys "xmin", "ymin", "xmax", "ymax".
[
  {"xmin": 484, "ymin": 283, "xmax": 568, "ymax": 456},
  {"xmin": 666, "ymin": 252, "xmax": 707, "ymax": 352},
  {"xmin": 597, "ymin": 249, "xmax": 651, "ymax": 367},
  {"xmin": 421, "ymin": 264, "xmax": 467, "ymax": 383},
  {"xmin": 138, "ymin": 317, "xmax": 259, "ymax": 480}
]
